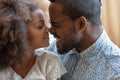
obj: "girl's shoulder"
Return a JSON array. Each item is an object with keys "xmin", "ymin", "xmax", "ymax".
[{"xmin": 35, "ymin": 49, "xmax": 59, "ymax": 62}]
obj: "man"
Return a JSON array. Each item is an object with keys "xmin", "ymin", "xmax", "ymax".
[{"xmin": 48, "ymin": 0, "xmax": 120, "ymax": 80}]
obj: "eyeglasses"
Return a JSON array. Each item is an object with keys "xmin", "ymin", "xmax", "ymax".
[{"xmin": 49, "ymin": 18, "xmax": 71, "ymax": 27}]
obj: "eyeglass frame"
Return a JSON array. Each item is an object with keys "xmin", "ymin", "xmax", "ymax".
[{"xmin": 49, "ymin": 18, "xmax": 72, "ymax": 27}]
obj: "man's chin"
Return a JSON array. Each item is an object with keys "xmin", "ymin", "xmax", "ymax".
[
  {"xmin": 57, "ymin": 44, "xmax": 72, "ymax": 54},
  {"xmin": 57, "ymin": 49, "xmax": 69, "ymax": 54}
]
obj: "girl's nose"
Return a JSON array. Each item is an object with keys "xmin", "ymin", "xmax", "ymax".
[{"xmin": 45, "ymin": 26, "xmax": 50, "ymax": 32}]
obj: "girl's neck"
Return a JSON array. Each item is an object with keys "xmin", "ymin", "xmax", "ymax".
[{"xmin": 11, "ymin": 53, "xmax": 36, "ymax": 78}]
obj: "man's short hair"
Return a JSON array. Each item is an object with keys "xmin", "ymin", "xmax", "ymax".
[{"xmin": 49, "ymin": 0, "xmax": 102, "ymax": 26}]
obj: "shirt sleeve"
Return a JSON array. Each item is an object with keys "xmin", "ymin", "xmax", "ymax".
[{"xmin": 45, "ymin": 52, "xmax": 67, "ymax": 80}]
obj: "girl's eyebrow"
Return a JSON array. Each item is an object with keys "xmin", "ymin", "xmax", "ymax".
[{"xmin": 33, "ymin": 19, "xmax": 44, "ymax": 25}]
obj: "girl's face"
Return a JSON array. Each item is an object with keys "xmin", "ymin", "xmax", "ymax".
[{"xmin": 27, "ymin": 9, "xmax": 49, "ymax": 50}]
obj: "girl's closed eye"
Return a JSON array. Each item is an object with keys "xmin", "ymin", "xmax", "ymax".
[
  {"xmin": 36, "ymin": 21, "xmax": 45, "ymax": 29},
  {"xmin": 37, "ymin": 25, "xmax": 44, "ymax": 29}
]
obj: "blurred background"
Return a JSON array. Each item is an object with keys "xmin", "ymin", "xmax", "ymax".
[{"xmin": 36, "ymin": 0, "xmax": 120, "ymax": 47}]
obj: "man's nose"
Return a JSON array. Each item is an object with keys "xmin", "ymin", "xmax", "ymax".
[
  {"xmin": 50, "ymin": 27, "xmax": 55, "ymax": 34},
  {"xmin": 49, "ymin": 27, "xmax": 60, "ymax": 38}
]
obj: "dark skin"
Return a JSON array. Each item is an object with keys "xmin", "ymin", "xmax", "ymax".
[
  {"xmin": 49, "ymin": 3, "xmax": 103, "ymax": 53},
  {"xmin": 11, "ymin": 9, "xmax": 49, "ymax": 78},
  {"xmin": 11, "ymin": 8, "xmax": 62, "ymax": 80},
  {"xmin": 11, "ymin": 54, "xmax": 36, "ymax": 78}
]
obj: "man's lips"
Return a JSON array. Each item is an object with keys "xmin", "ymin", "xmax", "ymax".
[
  {"xmin": 52, "ymin": 32, "xmax": 60, "ymax": 38},
  {"xmin": 56, "ymin": 38, "xmax": 60, "ymax": 42}
]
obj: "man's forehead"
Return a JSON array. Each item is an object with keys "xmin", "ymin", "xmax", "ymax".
[
  {"xmin": 49, "ymin": 3, "xmax": 67, "ymax": 20},
  {"xmin": 49, "ymin": 3, "xmax": 63, "ymax": 14}
]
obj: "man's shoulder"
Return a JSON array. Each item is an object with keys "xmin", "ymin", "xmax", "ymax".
[{"xmin": 101, "ymin": 46, "xmax": 120, "ymax": 74}]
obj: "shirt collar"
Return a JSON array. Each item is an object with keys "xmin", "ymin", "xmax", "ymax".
[{"xmin": 78, "ymin": 30, "xmax": 110, "ymax": 63}]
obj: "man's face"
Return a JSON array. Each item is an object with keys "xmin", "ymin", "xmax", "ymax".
[{"xmin": 49, "ymin": 3, "xmax": 79, "ymax": 54}]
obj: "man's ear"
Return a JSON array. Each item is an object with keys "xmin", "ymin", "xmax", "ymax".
[{"xmin": 74, "ymin": 16, "xmax": 87, "ymax": 32}]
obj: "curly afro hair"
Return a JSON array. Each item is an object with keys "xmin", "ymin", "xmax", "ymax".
[{"xmin": 0, "ymin": 0, "xmax": 38, "ymax": 69}]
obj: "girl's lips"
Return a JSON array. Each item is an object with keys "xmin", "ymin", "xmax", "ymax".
[
  {"xmin": 44, "ymin": 36, "xmax": 49, "ymax": 39},
  {"xmin": 45, "ymin": 34, "xmax": 49, "ymax": 39}
]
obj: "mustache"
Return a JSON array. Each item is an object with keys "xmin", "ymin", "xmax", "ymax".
[{"xmin": 51, "ymin": 32, "xmax": 60, "ymax": 38}]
